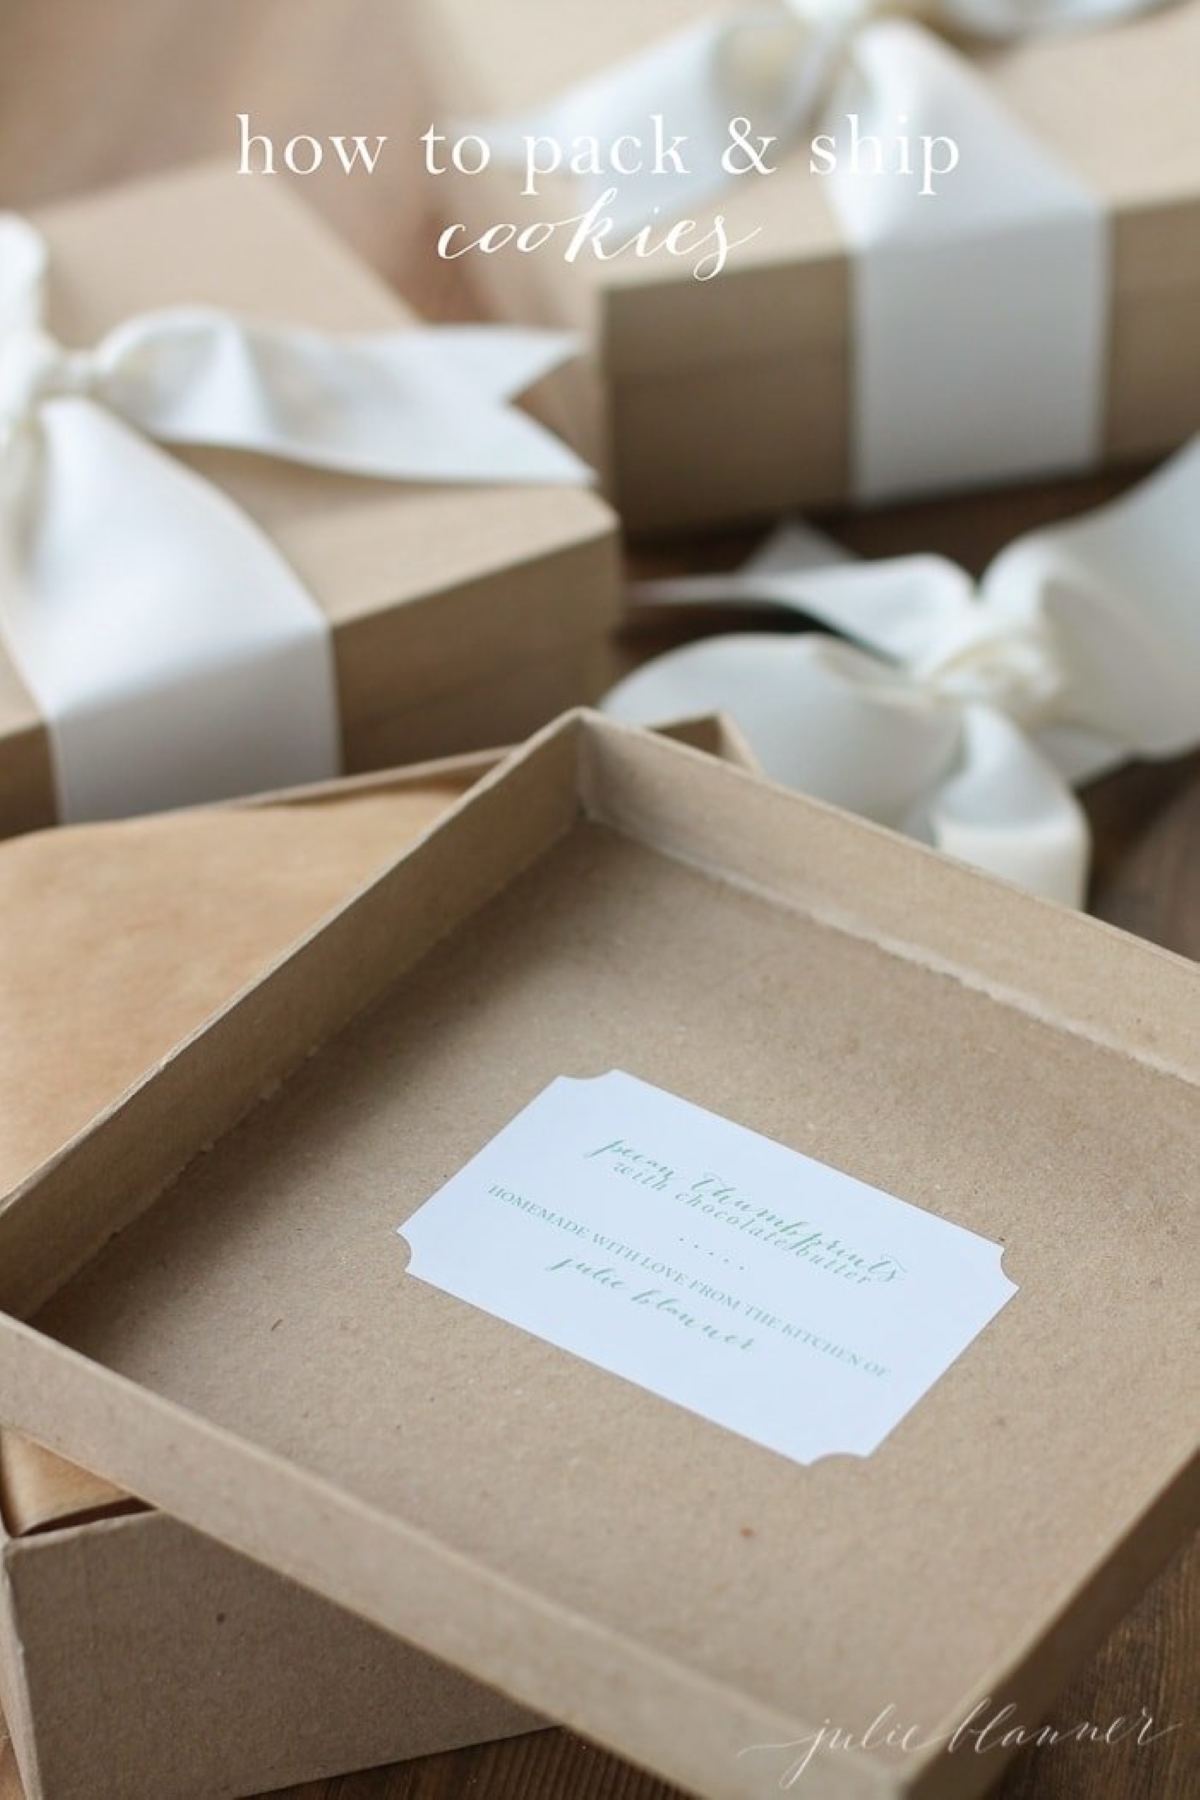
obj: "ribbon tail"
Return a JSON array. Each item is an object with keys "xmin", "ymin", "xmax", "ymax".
[
  {"xmin": 939, "ymin": 0, "xmax": 1171, "ymax": 41},
  {"xmin": 0, "ymin": 402, "xmax": 341, "ymax": 823},
  {"xmin": 630, "ymin": 548, "xmax": 976, "ymax": 666},
  {"xmin": 0, "ymin": 214, "xmax": 47, "ymax": 333},
  {"xmin": 420, "ymin": 324, "xmax": 582, "ymax": 402},
  {"xmin": 627, "ymin": 519, "xmax": 852, "ymax": 612},
  {"xmin": 96, "ymin": 311, "xmax": 593, "ymax": 486},
  {"xmin": 604, "ymin": 630, "xmax": 962, "ymax": 822},
  {"xmin": 922, "ymin": 705, "xmax": 1090, "ymax": 907},
  {"xmin": 742, "ymin": 519, "xmax": 856, "ymax": 576},
  {"xmin": 984, "ymin": 435, "xmax": 1200, "ymax": 776}
]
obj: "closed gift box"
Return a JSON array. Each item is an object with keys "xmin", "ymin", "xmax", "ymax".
[
  {"xmin": 0, "ymin": 712, "xmax": 1195, "ymax": 1799},
  {"xmin": 0, "ymin": 162, "xmax": 620, "ymax": 840},
  {"xmin": 0, "ymin": 717, "xmax": 752, "ymax": 1800},
  {"xmin": 412, "ymin": 0, "xmax": 1200, "ymax": 535},
  {"xmin": 0, "ymin": 1437, "xmax": 538, "ymax": 1800}
]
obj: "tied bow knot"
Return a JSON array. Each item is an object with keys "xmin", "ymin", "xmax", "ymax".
[
  {"xmin": 604, "ymin": 441, "xmax": 1200, "ymax": 908},
  {"xmin": 909, "ymin": 610, "xmax": 1068, "ymax": 726},
  {"xmin": 0, "ymin": 329, "xmax": 100, "ymax": 433},
  {"xmin": 722, "ymin": 0, "xmax": 930, "ymax": 99}
]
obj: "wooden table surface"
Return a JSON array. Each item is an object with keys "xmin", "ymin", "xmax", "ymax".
[{"xmin": 0, "ymin": 5, "xmax": 1196, "ymax": 1798}]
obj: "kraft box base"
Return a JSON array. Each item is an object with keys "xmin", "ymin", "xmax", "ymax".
[
  {"xmin": 0, "ymin": 715, "xmax": 1196, "ymax": 1799},
  {"xmin": 0, "ymin": 1501, "xmax": 539, "ymax": 1800}
]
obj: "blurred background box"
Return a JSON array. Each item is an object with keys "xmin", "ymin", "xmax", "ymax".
[
  {"xmin": 412, "ymin": 0, "xmax": 1200, "ymax": 535},
  {"xmin": 0, "ymin": 165, "xmax": 619, "ymax": 839}
]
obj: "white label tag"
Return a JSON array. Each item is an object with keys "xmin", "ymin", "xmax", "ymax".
[{"xmin": 398, "ymin": 1072, "xmax": 1017, "ymax": 1464}]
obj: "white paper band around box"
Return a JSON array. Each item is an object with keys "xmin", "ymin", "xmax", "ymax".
[
  {"xmin": 485, "ymin": 0, "xmax": 1167, "ymax": 500},
  {"xmin": 0, "ymin": 214, "xmax": 592, "ymax": 826}
]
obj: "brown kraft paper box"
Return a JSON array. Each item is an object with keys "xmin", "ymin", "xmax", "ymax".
[
  {"xmin": 0, "ymin": 1453, "xmax": 539, "ymax": 1800},
  {"xmin": 0, "ymin": 751, "xmax": 543, "ymax": 1800},
  {"xmin": 0, "ymin": 718, "xmax": 754, "ymax": 1800},
  {"xmin": 0, "ymin": 162, "xmax": 620, "ymax": 841},
  {"xmin": 0, "ymin": 712, "xmax": 1195, "ymax": 1800},
  {"xmin": 412, "ymin": 0, "xmax": 1200, "ymax": 535}
]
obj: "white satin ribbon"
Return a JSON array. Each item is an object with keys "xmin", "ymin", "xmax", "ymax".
[
  {"xmin": 604, "ymin": 439, "xmax": 1200, "ymax": 906},
  {"xmin": 0, "ymin": 212, "xmax": 591, "ymax": 824},
  {"xmin": 485, "ymin": 0, "xmax": 1162, "ymax": 498}
]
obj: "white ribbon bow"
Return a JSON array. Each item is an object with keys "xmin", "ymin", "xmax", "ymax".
[
  {"xmin": 486, "ymin": 0, "xmax": 1168, "ymax": 499},
  {"xmin": 0, "ymin": 212, "xmax": 591, "ymax": 824},
  {"xmin": 492, "ymin": 0, "xmax": 1164, "ymax": 226},
  {"xmin": 604, "ymin": 440, "xmax": 1200, "ymax": 906}
]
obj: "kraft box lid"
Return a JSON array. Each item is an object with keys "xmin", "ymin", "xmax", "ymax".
[{"xmin": 0, "ymin": 713, "xmax": 1196, "ymax": 1800}]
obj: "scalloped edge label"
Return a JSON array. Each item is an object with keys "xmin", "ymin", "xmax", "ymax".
[{"xmin": 399, "ymin": 1072, "xmax": 1017, "ymax": 1465}]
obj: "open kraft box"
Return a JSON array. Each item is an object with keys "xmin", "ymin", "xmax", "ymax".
[
  {"xmin": 0, "ymin": 743, "xmax": 541, "ymax": 1800},
  {"xmin": 412, "ymin": 0, "xmax": 1200, "ymax": 535},
  {"xmin": 0, "ymin": 716, "xmax": 750, "ymax": 1800},
  {"xmin": 0, "ymin": 163, "xmax": 619, "ymax": 839},
  {"xmin": 0, "ymin": 713, "xmax": 1196, "ymax": 1800}
]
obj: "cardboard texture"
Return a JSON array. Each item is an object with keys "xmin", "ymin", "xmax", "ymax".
[
  {"xmin": 413, "ymin": 0, "xmax": 1200, "ymax": 533},
  {"xmin": 1, "ymin": 1709, "xmax": 18, "ymax": 1800},
  {"xmin": 0, "ymin": 714, "xmax": 1195, "ymax": 1800},
  {"xmin": 0, "ymin": 769, "xmax": 477, "ymax": 1200},
  {"xmin": 0, "ymin": 717, "xmax": 752, "ymax": 1800},
  {"xmin": 0, "ymin": 1438, "xmax": 132, "ymax": 1538},
  {"xmin": 0, "ymin": 750, "xmax": 548, "ymax": 1800},
  {"xmin": 0, "ymin": 716, "xmax": 750, "ymax": 1201},
  {"xmin": 0, "ymin": 1506, "xmax": 538, "ymax": 1800},
  {"xmin": 0, "ymin": 163, "xmax": 620, "ymax": 840}
]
